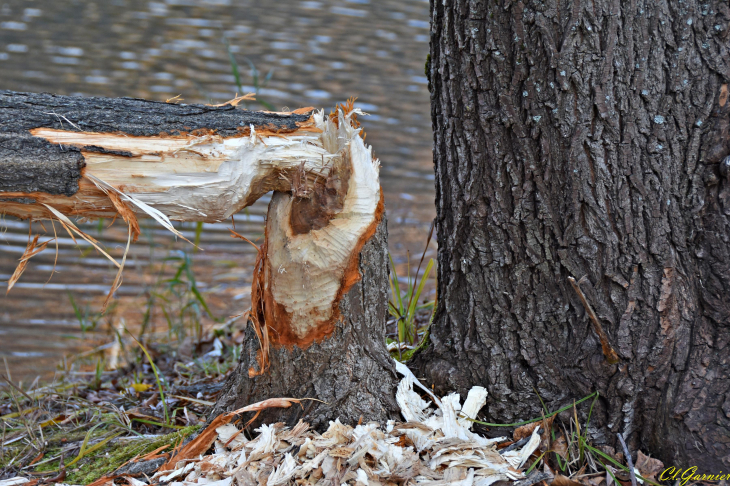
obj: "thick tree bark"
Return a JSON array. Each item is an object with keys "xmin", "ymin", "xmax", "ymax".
[
  {"xmin": 0, "ymin": 90, "xmax": 399, "ymax": 425},
  {"xmin": 413, "ymin": 0, "xmax": 730, "ymax": 470}
]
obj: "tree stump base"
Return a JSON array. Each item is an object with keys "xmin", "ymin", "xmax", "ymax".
[{"xmin": 212, "ymin": 218, "xmax": 399, "ymax": 429}]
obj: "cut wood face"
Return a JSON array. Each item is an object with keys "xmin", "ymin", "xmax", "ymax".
[
  {"xmin": 261, "ymin": 112, "xmax": 383, "ymax": 347},
  {"xmin": 1, "ymin": 101, "xmax": 382, "ymax": 350}
]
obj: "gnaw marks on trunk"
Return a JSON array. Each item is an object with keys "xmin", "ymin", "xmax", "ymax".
[
  {"xmin": 212, "ymin": 218, "xmax": 400, "ymax": 429},
  {"xmin": 208, "ymin": 108, "xmax": 400, "ymax": 428}
]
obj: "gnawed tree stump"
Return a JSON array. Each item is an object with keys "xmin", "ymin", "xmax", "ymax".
[
  {"xmin": 212, "ymin": 218, "xmax": 400, "ymax": 429},
  {"xmin": 0, "ymin": 90, "xmax": 399, "ymax": 425}
]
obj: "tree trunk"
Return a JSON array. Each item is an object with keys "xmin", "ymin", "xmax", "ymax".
[
  {"xmin": 413, "ymin": 0, "xmax": 730, "ymax": 470},
  {"xmin": 0, "ymin": 90, "xmax": 399, "ymax": 425}
]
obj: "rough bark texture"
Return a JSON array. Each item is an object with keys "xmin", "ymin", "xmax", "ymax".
[
  {"xmin": 0, "ymin": 90, "xmax": 310, "ymax": 198},
  {"xmin": 212, "ymin": 217, "xmax": 400, "ymax": 429},
  {"xmin": 0, "ymin": 137, "xmax": 85, "ymax": 196},
  {"xmin": 0, "ymin": 90, "xmax": 309, "ymax": 137},
  {"xmin": 413, "ymin": 0, "xmax": 730, "ymax": 469}
]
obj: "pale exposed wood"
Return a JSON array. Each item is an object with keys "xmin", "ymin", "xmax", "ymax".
[
  {"xmin": 2, "ymin": 114, "xmax": 336, "ymax": 223},
  {"xmin": 260, "ymin": 114, "xmax": 383, "ymax": 347}
]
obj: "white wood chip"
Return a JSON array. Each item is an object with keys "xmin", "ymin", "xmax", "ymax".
[
  {"xmin": 518, "ymin": 425, "xmax": 542, "ymax": 468},
  {"xmin": 459, "ymin": 386, "xmax": 488, "ymax": 429},
  {"xmin": 0, "ymin": 478, "xmax": 30, "ymax": 486}
]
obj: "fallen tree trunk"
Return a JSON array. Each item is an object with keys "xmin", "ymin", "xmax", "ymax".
[
  {"xmin": 2, "ymin": 90, "xmax": 325, "ymax": 223},
  {"xmin": 0, "ymin": 90, "xmax": 399, "ymax": 424}
]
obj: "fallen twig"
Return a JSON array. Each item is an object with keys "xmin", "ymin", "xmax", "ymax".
[{"xmin": 618, "ymin": 433, "xmax": 637, "ymax": 486}]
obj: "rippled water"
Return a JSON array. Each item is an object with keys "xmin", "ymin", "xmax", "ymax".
[{"xmin": 0, "ymin": 0, "xmax": 436, "ymax": 382}]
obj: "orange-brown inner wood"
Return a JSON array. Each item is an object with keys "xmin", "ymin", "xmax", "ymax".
[{"xmin": 261, "ymin": 192, "xmax": 385, "ymax": 349}]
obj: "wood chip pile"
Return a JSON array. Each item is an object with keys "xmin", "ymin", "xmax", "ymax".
[
  {"xmin": 0, "ymin": 362, "xmax": 561, "ymax": 486},
  {"xmin": 150, "ymin": 363, "xmax": 533, "ymax": 485}
]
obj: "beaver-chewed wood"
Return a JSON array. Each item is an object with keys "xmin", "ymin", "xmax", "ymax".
[{"xmin": 0, "ymin": 91, "xmax": 399, "ymax": 424}]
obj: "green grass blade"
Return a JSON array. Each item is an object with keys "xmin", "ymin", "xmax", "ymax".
[
  {"xmin": 533, "ymin": 386, "xmax": 549, "ymax": 415},
  {"xmin": 406, "ymin": 258, "xmax": 433, "ymax": 323},
  {"xmin": 581, "ymin": 439, "xmax": 660, "ymax": 486},
  {"xmin": 223, "ymin": 37, "xmax": 243, "ymax": 94},
  {"xmin": 245, "ymin": 58, "xmax": 259, "ymax": 88},
  {"xmin": 193, "ymin": 222, "xmax": 204, "ymax": 251},
  {"xmin": 525, "ymin": 451, "xmax": 546, "ymax": 474},
  {"xmin": 243, "ymin": 58, "xmax": 276, "ymax": 110},
  {"xmin": 388, "ymin": 301, "xmax": 401, "ymax": 319},
  {"xmin": 585, "ymin": 391, "xmax": 599, "ymax": 432},
  {"xmin": 405, "ymin": 254, "xmax": 412, "ymax": 315},
  {"xmin": 127, "ymin": 331, "xmax": 169, "ymax": 425},
  {"xmin": 471, "ymin": 391, "xmax": 598, "ymax": 427},
  {"xmin": 191, "ymin": 286, "xmax": 214, "ymax": 319},
  {"xmin": 68, "ymin": 293, "xmax": 84, "ymax": 330},
  {"xmin": 263, "ymin": 68, "xmax": 274, "ymax": 85},
  {"xmin": 580, "ymin": 391, "xmax": 599, "ymax": 463},
  {"xmin": 78, "ymin": 422, "xmax": 104, "ymax": 458},
  {"xmin": 64, "ymin": 431, "xmax": 124, "ymax": 468},
  {"xmin": 388, "ymin": 253, "xmax": 403, "ymax": 313},
  {"xmin": 606, "ymin": 466, "xmax": 621, "ymax": 486}
]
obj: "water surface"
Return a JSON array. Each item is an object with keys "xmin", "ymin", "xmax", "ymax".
[{"xmin": 0, "ymin": 0, "xmax": 436, "ymax": 382}]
